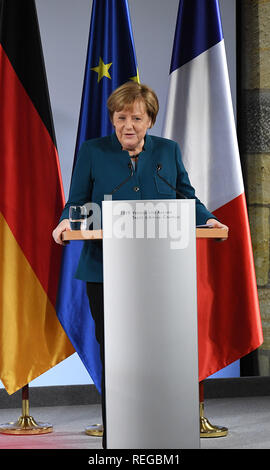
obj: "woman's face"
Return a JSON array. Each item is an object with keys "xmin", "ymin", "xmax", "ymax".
[{"xmin": 112, "ymin": 99, "xmax": 152, "ymax": 154}]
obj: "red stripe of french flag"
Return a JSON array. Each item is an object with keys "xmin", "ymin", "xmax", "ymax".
[{"xmin": 162, "ymin": 25, "xmax": 263, "ymax": 378}]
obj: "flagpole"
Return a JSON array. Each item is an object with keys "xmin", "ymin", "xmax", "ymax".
[{"xmin": 0, "ymin": 384, "xmax": 53, "ymax": 435}]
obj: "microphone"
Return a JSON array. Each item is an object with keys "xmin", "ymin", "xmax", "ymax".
[
  {"xmin": 156, "ymin": 163, "xmax": 187, "ymax": 199},
  {"xmin": 111, "ymin": 162, "xmax": 134, "ymax": 194}
]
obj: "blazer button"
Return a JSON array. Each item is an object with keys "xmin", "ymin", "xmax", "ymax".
[{"xmin": 133, "ymin": 186, "xmax": 140, "ymax": 192}]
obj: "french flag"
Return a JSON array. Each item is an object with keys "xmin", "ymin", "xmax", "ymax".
[{"xmin": 163, "ymin": 0, "xmax": 263, "ymax": 380}]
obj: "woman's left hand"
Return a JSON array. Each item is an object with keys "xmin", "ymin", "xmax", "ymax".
[{"xmin": 206, "ymin": 218, "xmax": 229, "ymax": 241}]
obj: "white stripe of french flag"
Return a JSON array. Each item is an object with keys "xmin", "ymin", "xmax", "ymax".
[{"xmin": 163, "ymin": 0, "xmax": 263, "ymax": 380}]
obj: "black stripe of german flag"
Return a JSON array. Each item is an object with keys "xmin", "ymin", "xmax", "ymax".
[{"xmin": 0, "ymin": 0, "xmax": 56, "ymax": 146}]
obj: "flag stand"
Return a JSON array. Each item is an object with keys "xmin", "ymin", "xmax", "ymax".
[
  {"xmin": 85, "ymin": 424, "xmax": 103, "ymax": 437},
  {"xmin": 0, "ymin": 384, "xmax": 53, "ymax": 435},
  {"xmin": 199, "ymin": 381, "xmax": 228, "ymax": 438}
]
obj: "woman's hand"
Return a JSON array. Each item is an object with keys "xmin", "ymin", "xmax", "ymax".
[
  {"xmin": 206, "ymin": 218, "xmax": 229, "ymax": 241},
  {"xmin": 52, "ymin": 219, "xmax": 70, "ymax": 245}
]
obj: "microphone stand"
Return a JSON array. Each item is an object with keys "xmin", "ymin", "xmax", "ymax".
[{"xmin": 156, "ymin": 164, "xmax": 187, "ymax": 199}]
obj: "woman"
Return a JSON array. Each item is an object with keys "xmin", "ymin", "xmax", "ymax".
[{"xmin": 53, "ymin": 81, "xmax": 228, "ymax": 447}]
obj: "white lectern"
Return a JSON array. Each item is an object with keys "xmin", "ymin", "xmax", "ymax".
[{"xmin": 102, "ymin": 199, "xmax": 199, "ymax": 449}]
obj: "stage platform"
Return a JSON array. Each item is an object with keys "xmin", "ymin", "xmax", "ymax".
[{"xmin": 0, "ymin": 395, "xmax": 270, "ymax": 449}]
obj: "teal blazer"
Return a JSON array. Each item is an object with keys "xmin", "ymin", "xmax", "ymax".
[{"xmin": 60, "ymin": 133, "xmax": 216, "ymax": 282}]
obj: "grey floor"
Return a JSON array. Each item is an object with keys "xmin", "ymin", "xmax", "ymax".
[{"xmin": 0, "ymin": 396, "xmax": 270, "ymax": 449}]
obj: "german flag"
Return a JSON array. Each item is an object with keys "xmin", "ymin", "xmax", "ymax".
[{"xmin": 0, "ymin": 0, "xmax": 74, "ymax": 395}]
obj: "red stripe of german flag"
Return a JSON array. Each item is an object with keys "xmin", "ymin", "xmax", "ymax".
[{"xmin": 0, "ymin": 0, "xmax": 74, "ymax": 394}]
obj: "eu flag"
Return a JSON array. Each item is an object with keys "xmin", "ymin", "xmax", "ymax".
[{"xmin": 56, "ymin": 0, "xmax": 139, "ymax": 393}]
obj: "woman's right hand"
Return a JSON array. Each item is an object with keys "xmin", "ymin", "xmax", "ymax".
[{"xmin": 52, "ymin": 219, "xmax": 70, "ymax": 245}]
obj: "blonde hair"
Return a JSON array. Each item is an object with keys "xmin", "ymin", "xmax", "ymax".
[{"xmin": 107, "ymin": 81, "xmax": 159, "ymax": 127}]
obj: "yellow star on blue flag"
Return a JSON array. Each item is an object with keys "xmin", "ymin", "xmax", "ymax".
[
  {"xmin": 130, "ymin": 67, "xmax": 140, "ymax": 83},
  {"xmin": 91, "ymin": 57, "xmax": 112, "ymax": 83}
]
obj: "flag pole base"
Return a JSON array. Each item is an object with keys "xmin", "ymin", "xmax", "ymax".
[
  {"xmin": 0, "ymin": 385, "xmax": 53, "ymax": 435},
  {"xmin": 0, "ymin": 415, "xmax": 53, "ymax": 435},
  {"xmin": 85, "ymin": 424, "xmax": 103, "ymax": 437},
  {"xmin": 200, "ymin": 402, "xmax": 228, "ymax": 438}
]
